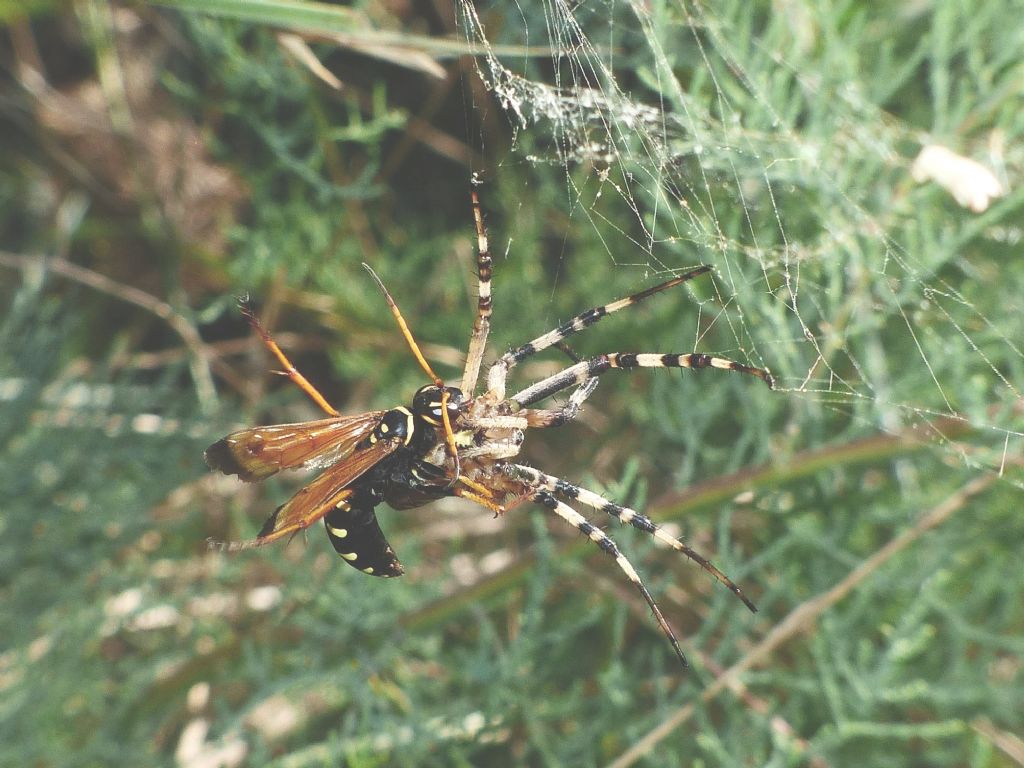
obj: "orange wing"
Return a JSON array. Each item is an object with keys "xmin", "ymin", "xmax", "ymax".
[
  {"xmin": 213, "ymin": 431, "xmax": 405, "ymax": 549},
  {"xmin": 204, "ymin": 411, "xmax": 386, "ymax": 482}
]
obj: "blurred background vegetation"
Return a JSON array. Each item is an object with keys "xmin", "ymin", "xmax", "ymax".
[{"xmin": 1, "ymin": 1, "xmax": 1022, "ymax": 766}]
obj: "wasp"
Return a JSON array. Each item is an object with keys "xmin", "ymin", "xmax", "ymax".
[{"xmin": 205, "ymin": 266, "xmax": 489, "ymax": 578}]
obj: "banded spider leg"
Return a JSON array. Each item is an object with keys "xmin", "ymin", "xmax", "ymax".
[
  {"xmin": 484, "ymin": 265, "xmax": 723, "ymax": 401},
  {"xmin": 499, "ymin": 463, "xmax": 756, "ymax": 668},
  {"xmin": 459, "ymin": 190, "xmax": 494, "ymax": 396}
]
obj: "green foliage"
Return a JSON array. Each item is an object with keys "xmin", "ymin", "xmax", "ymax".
[{"xmin": 1, "ymin": 1, "xmax": 1022, "ymax": 767}]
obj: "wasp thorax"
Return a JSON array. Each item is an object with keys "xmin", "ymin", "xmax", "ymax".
[{"xmin": 372, "ymin": 408, "xmax": 414, "ymax": 445}]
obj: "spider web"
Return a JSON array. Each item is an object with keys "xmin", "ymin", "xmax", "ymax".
[{"xmin": 455, "ymin": 0, "xmax": 1022, "ymax": 486}]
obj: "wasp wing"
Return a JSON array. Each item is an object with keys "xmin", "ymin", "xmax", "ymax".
[
  {"xmin": 205, "ymin": 411, "xmax": 386, "ymax": 482},
  {"xmin": 214, "ymin": 433, "xmax": 405, "ymax": 549}
]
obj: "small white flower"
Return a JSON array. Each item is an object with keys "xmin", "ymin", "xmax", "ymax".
[{"xmin": 912, "ymin": 144, "xmax": 1004, "ymax": 213}]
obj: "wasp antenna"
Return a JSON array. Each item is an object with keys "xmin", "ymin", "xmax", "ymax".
[
  {"xmin": 362, "ymin": 263, "xmax": 461, "ymax": 477},
  {"xmin": 362, "ymin": 263, "xmax": 443, "ymax": 386},
  {"xmin": 235, "ymin": 299, "xmax": 340, "ymax": 417}
]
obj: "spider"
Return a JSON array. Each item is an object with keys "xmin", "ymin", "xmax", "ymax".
[{"xmin": 206, "ymin": 190, "xmax": 773, "ymax": 667}]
